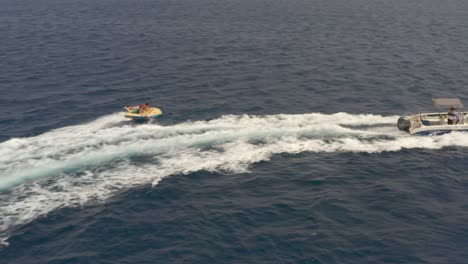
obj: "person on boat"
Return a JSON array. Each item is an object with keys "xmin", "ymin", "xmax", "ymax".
[
  {"xmin": 455, "ymin": 108, "xmax": 463, "ymax": 124},
  {"xmin": 447, "ymin": 107, "xmax": 456, "ymax": 125}
]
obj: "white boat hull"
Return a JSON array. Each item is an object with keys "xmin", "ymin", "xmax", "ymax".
[{"xmin": 410, "ymin": 124, "xmax": 468, "ymax": 135}]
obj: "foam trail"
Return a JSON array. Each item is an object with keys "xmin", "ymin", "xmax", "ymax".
[{"xmin": 1, "ymin": 112, "xmax": 468, "ymax": 245}]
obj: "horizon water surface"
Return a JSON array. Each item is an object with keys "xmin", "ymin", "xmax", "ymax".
[{"xmin": 1, "ymin": 0, "xmax": 468, "ymax": 263}]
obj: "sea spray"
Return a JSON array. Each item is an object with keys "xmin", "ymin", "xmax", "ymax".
[{"xmin": 1, "ymin": 112, "xmax": 467, "ymax": 245}]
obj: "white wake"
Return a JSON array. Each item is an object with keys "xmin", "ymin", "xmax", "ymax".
[{"xmin": 1, "ymin": 112, "xmax": 467, "ymax": 245}]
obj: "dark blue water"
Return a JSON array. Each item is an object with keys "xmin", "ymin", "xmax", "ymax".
[{"xmin": 2, "ymin": 0, "xmax": 468, "ymax": 263}]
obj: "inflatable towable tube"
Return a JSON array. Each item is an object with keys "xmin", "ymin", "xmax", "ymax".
[{"xmin": 124, "ymin": 106, "xmax": 163, "ymax": 120}]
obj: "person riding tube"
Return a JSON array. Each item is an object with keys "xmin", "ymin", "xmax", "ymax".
[{"xmin": 139, "ymin": 103, "xmax": 151, "ymax": 114}]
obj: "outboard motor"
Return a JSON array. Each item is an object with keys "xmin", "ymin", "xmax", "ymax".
[{"xmin": 397, "ymin": 116, "xmax": 411, "ymax": 131}]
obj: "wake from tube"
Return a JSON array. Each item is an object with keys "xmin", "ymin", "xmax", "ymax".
[{"xmin": 1, "ymin": 112, "xmax": 468, "ymax": 245}]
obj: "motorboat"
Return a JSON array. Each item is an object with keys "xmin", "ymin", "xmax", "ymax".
[
  {"xmin": 124, "ymin": 105, "xmax": 162, "ymax": 121},
  {"xmin": 397, "ymin": 98, "xmax": 468, "ymax": 135}
]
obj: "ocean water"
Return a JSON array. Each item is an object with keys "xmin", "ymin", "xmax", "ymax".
[{"xmin": 1, "ymin": 0, "xmax": 468, "ymax": 263}]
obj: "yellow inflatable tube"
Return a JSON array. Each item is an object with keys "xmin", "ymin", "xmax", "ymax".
[{"xmin": 124, "ymin": 106, "xmax": 163, "ymax": 120}]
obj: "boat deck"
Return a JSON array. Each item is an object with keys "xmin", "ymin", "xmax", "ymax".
[{"xmin": 407, "ymin": 112, "xmax": 468, "ymax": 135}]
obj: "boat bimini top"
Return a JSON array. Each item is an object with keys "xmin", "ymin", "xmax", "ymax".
[{"xmin": 432, "ymin": 98, "xmax": 463, "ymax": 110}]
